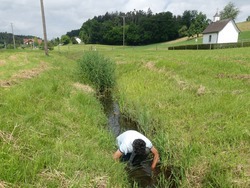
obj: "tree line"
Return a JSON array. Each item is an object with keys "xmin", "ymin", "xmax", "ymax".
[
  {"xmin": 76, "ymin": 9, "xmax": 210, "ymax": 45},
  {"xmin": 63, "ymin": 2, "xmax": 243, "ymax": 46},
  {"xmin": 0, "ymin": 32, "xmax": 39, "ymax": 48},
  {"xmin": 0, "ymin": 32, "xmax": 45, "ymax": 49}
]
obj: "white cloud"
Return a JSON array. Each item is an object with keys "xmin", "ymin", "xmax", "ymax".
[{"xmin": 0, "ymin": 0, "xmax": 248, "ymax": 39}]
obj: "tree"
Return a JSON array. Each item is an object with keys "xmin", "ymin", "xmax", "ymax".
[
  {"xmin": 147, "ymin": 8, "xmax": 153, "ymax": 17},
  {"xmin": 39, "ymin": 41, "xmax": 54, "ymax": 50},
  {"xmin": 71, "ymin": 37, "xmax": 78, "ymax": 44},
  {"xmin": 126, "ymin": 23, "xmax": 140, "ymax": 45},
  {"xmin": 50, "ymin": 37, "xmax": 60, "ymax": 46},
  {"xmin": 34, "ymin": 37, "xmax": 39, "ymax": 47},
  {"xmin": 181, "ymin": 10, "xmax": 198, "ymax": 28},
  {"xmin": 188, "ymin": 12, "xmax": 209, "ymax": 37},
  {"xmin": 61, "ymin": 35, "xmax": 70, "ymax": 45},
  {"xmin": 103, "ymin": 26, "xmax": 123, "ymax": 45},
  {"xmin": 178, "ymin": 25, "xmax": 188, "ymax": 37},
  {"xmin": 247, "ymin": 16, "xmax": 250, "ymax": 21},
  {"xmin": 66, "ymin": 29, "xmax": 80, "ymax": 38},
  {"xmin": 220, "ymin": 2, "xmax": 240, "ymax": 20}
]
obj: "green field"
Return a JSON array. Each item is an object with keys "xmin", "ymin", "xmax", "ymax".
[
  {"xmin": 0, "ymin": 50, "xmax": 128, "ymax": 187},
  {"xmin": 0, "ymin": 43, "xmax": 249, "ymax": 187}
]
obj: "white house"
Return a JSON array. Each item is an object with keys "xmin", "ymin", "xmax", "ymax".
[
  {"xmin": 202, "ymin": 13, "xmax": 240, "ymax": 44},
  {"xmin": 75, "ymin": 37, "xmax": 82, "ymax": 44}
]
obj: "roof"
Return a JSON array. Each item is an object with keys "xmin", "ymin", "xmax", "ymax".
[
  {"xmin": 214, "ymin": 12, "xmax": 220, "ymax": 17},
  {"xmin": 202, "ymin": 18, "xmax": 240, "ymax": 34},
  {"xmin": 23, "ymin": 38, "xmax": 43, "ymax": 44}
]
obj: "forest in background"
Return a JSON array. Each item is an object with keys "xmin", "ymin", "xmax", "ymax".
[
  {"xmin": 73, "ymin": 9, "xmax": 210, "ymax": 45},
  {"xmin": 0, "ymin": 32, "xmax": 40, "ymax": 49}
]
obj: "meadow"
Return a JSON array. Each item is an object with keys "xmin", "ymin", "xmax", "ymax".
[
  {"xmin": 0, "ymin": 50, "xmax": 128, "ymax": 187},
  {"xmin": 60, "ymin": 42, "xmax": 249, "ymax": 187},
  {"xmin": 0, "ymin": 36, "xmax": 249, "ymax": 187},
  {"xmin": 104, "ymin": 47, "xmax": 250, "ymax": 187}
]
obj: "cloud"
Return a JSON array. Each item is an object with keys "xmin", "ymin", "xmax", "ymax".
[{"xmin": 0, "ymin": 0, "xmax": 249, "ymax": 39}]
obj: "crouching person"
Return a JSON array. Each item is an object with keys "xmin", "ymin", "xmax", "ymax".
[{"xmin": 113, "ymin": 130, "xmax": 159, "ymax": 169}]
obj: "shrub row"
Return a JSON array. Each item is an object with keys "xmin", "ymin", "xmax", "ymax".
[{"xmin": 168, "ymin": 41, "xmax": 250, "ymax": 50}]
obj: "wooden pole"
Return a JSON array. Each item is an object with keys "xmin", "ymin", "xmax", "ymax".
[
  {"xmin": 122, "ymin": 16, "xmax": 126, "ymax": 47},
  {"xmin": 11, "ymin": 23, "xmax": 16, "ymax": 49},
  {"xmin": 40, "ymin": 0, "xmax": 48, "ymax": 56}
]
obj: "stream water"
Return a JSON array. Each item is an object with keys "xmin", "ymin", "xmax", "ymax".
[{"xmin": 99, "ymin": 93, "xmax": 179, "ymax": 187}]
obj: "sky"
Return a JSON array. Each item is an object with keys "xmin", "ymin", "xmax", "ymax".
[{"xmin": 0, "ymin": 0, "xmax": 249, "ymax": 40}]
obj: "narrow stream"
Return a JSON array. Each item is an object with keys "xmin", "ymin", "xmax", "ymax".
[{"xmin": 99, "ymin": 93, "xmax": 179, "ymax": 187}]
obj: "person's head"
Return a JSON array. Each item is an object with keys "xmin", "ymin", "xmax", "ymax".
[{"xmin": 132, "ymin": 139, "xmax": 146, "ymax": 155}]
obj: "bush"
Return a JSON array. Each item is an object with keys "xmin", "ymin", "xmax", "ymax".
[
  {"xmin": 168, "ymin": 41, "xmax": 250, "ymax": 50},
  {"xmin": 61, "ymin": 35, "xmax": 70, "ymax": 45},
  {"xmin": 39, "ymin": 41, "xmax": 54, "ymax": 50},
  {"xmin": 77, "ymin": 52, "xmax": 116, "ymax": 92}
]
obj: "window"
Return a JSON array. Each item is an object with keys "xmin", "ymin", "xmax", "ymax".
[{"xmin": 209, "ymin": 35, "xmax": 212, "ymax": 42}]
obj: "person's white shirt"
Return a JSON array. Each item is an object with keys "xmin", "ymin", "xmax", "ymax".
[{"xmin": 116, "ymin": 130, "xmax": 152, "ymax": 155}]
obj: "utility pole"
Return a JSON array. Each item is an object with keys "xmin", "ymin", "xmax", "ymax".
[
  {"xmin": 11, "ymin": 23, "xmax": 16, "ymax": 49},
  {"xmin": 40, "ymin": 0, "xmax": 48, "ymax": 56},
  {"xmin": 121, "ymin": 16, "xmax": 126, "ymax": 47}
]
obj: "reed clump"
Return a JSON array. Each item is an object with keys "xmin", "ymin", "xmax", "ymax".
[{"xmin": 77, "ymin": 51, "xmax": 116, "ymax": 92}]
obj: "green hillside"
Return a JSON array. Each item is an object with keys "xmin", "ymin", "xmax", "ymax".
[{"xmin": 237, "ymin": 21, "xmax": 250, "ymax": 32}]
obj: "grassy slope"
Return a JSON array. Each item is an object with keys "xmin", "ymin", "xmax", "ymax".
[
  {"xmin": 59, "ymin": 43, "xmax": 249, "ymax": 186},
  {"xmin": 237, "ymin": 21, "xmax": 250, "ymax": 32},
  {"xmin": 42, "ymin": 40, "xmax": 249, "ymax": 187},
  {"xmin": 100, "ymin": 47, "xmax": 250, "ymax": 187},
  {"xmin": 0, "ymin": 50, "xmax": 128, "ymax": 187}
]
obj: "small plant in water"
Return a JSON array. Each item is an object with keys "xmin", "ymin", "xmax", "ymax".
[{"xmin": 77, "ymin": 51, "xmax": 116, "ymax": 92}]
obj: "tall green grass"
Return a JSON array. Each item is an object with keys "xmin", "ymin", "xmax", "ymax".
[
  {"xmin": 14, "ymin": 45, "xmax": 249, "ymax": 187},
  {"xmin": 77, "ymin": 51, "xmax": 116, "ymax": 92},
  {"xmin": 101, "ymin": 47, "xmax": 250, "ymax": 187},
  {"xmin": 0, "ymin": 50, "xmax": 128, "ymax": 187}
]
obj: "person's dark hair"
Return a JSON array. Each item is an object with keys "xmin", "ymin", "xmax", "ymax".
[{"xmin": 133, "ymin": 139, "xmax": 146, "ymax": 155}]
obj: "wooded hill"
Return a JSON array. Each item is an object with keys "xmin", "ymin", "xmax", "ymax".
[
  {"xmin": 71, "ymin": 9, "xmax": 210, "ymax": 45},
  {"xmin": 0, "ymin": 32, "xmax": 39, "ymax": 48}
]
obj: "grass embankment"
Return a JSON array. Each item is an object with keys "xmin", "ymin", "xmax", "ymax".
[
  {"xmin": 237, "ymin": 21, "xmax": 250, "ymax": 32},
  {"xmin": 100, "ymin": 47, "xmax": 249, "ymax": 187},
  {"xmin": 0, "ymin": 50, "xmax": 128, "ymax": 187}
]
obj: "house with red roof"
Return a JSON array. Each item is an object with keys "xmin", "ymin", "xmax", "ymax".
[{"xmin": 23, "ymin": 38, "xmax": 42, "ymax": 45}]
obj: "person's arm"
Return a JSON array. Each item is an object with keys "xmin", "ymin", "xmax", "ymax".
[
  {"xmin": 150, "ymin": 146, "xmax": 159, "ymax": 169},
  {"xmin": 113, "ymin": 149, "xmax": 123, "ymax": 162}
]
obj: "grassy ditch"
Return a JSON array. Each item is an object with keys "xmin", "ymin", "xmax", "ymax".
[
  {"xmin": 0, "ymin": 50, "xmax": 128, "ymax": 187},
  {"xmin": 100, "ymin": 47, "xmax": 250, "ymax": 187},
  {"xmin": 56, "ymin": 44, "xmax": 249, "ymax": 187}
]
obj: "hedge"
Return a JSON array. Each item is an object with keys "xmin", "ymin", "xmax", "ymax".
[{"xmin": 168, "ymin": 42, "xmax": 250, "ymax": 50}]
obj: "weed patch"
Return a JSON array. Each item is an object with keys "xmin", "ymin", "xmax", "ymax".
[{"xmin": 77, "ymin": 52, "xmax": 116, "ymax": 92}]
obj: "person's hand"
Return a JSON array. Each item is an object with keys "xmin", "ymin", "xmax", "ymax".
[
  {"xmin": 113, "ymin": 149, "xmax": 122, "ymax": 162},
  {"xmin": 150, "ymin": 164, "xmax": 156, "ymax": 171}
]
